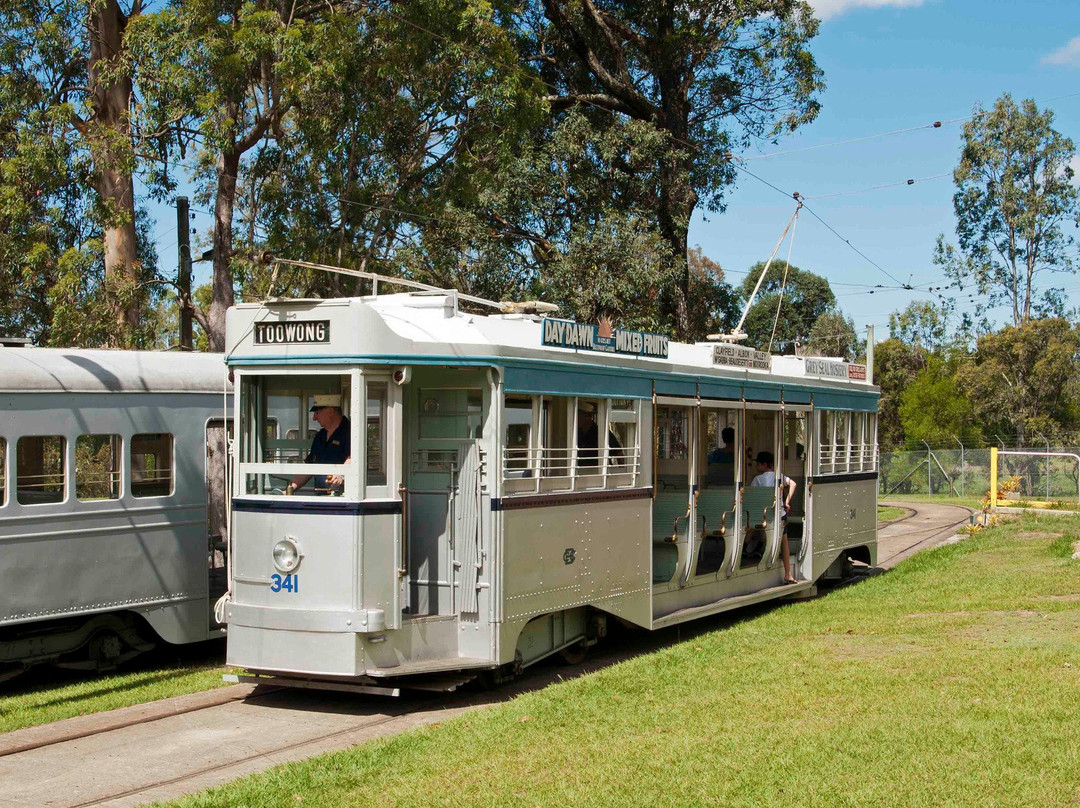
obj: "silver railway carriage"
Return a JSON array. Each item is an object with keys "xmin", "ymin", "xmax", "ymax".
[
  {"xmin": 223, "ymin": 286, "xmax": 878, "ymax": 691},
  {"xmin": 0, "ymin": 349, "xmax": 231, "ymax": 676}
]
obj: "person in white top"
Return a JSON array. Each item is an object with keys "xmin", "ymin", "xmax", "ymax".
[{"xmin": 750, "ymin": 450, "xmax": 798, "ymax": 584}]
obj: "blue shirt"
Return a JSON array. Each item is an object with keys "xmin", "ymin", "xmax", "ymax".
[{"xmin": 306, "ymin": 417, "xmax": 351, "ymax": 493}]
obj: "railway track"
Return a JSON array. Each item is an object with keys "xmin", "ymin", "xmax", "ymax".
[{"xmin": 0, "ymin": 502, "xmax": 971, "ymax": 808}]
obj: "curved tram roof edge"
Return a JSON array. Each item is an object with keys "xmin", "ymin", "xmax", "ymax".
[{"xmin": 0, "ymin": 349, "xmax": 229, "ymax": 395}]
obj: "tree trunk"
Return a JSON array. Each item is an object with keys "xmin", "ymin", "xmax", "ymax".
[
  {"xmin": 206, "ymin": 148, "xmax": 240, "ymax": 352},
  {"xmin": 88, "ymin": 0, "xmax": 139, "ymax": 338}
]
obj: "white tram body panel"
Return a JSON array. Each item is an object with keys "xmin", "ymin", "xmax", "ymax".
[
  {"xmin": 223, "ymin": 294, "xmax": 879, "ymax": 682},
  {"xmin": 0, "ymin": 349, "xmax": 231, "ymax": 669}
]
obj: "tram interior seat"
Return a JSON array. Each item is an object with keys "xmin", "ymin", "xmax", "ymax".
[
  {"xmin": 695, "ymin": 486, "xmax": 734, "ymax": 575},
  {"xmin": 656, "ymin": 473, "xmax": 689, "ymax": 491},
  {"xmin": 651, "ymin": 492, "xmax": 689, "ymax": 583},
  {"xmin": 741, "ymin": 486, "xmax": 776, "ymax": 566}
]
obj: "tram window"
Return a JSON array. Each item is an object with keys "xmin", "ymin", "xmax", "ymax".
[
  {"xmin": 834, "ymin": 412, "xmax": 849, "ymax": 473},
  {"xmin": 17, "ymin": 435, "xmax": 65, "ymax": 505},
  {"xmin": 366, "ymin": 382, "xmax": 387, "ymax": 486},
  {"xmin": 0, "ymin": 438, "xmax": 5, "ymax": 506},
  {"xmin": 131, "ymin": 433, "xmax": 174, "ymax": 498},
  {"xmin": 608, "ymin": 400, "xmax": 637, "ymax": 474},
  {"xmin": 817, "ymin": 411, "xmax": 834, "ymax": 475},
  {"xmin": 504, "ymin": 397, "xmax": 533, "ymax": 477},
  {"xmin": 576, "ymin": 398, "xmax": 603, "ymax": 471},
  {"xmin": 850, "ymin": 413, "xmax": 865, "ymax": 471},
  {"xmin": 76, "ymin": 434, "xmax": 121, "ymax": 501},
  {"xmin": 865, "ymin": 413, "xmax": 878, "ymax": 471},
  {"xmin": 540, "ymin": 396, "xmax": 571, "ymax": 484}
]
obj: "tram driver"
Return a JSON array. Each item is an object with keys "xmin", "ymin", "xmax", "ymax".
[{"xmin": 284, "ymin": 394, "xmax": 351, "ymax": 495}]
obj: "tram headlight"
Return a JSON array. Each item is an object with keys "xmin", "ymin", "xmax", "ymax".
[{"xmin": 273, "ymin": 537, "xmax": 302, "ymax": 573}]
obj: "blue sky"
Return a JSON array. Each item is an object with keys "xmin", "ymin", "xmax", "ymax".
[
  {"xmin": 147, "ymin": 0, "xmax": 1080, "ymax": 342},
  {"xmin": 693, "ymin": 0, "xmax": 1080, "ymax": 341}
]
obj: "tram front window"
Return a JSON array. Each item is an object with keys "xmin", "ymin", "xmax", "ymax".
[{"xmin": 239, "ymin": 373, "xmax": 353, "ymax": 496}]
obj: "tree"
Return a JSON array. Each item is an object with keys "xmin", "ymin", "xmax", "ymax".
[
  {"xmin": 686, "ymin": 247, "xmax": 739, "ymax": 339},
  {"xmin": 806, "ymin": 310, "xmax": 858, "ymax": 360},
  {"xmin": 521, "ymin": 0, "xmax": 823, "ymax": 339},
  {"xmin": 129, "ymin": 0, "xmax": 351, "ymax": 350},
  {"xmin": 956, "ymin": 319, "xmax": 1080, "ymax": 445},
  {"xmin": 0, "ymin": 0, "xmax": 152, "ymax": 340},
  {"xmin": 897, "ymin": 354, "xmax": 976, "ymax": 447},
  {"xmin": 738, "ymin": 260, "xmax": 835, "ymax": 353},
  {"xmin": 872, "ymin": 338, "xmax": 923, "ymax": 451},
  {"xmin": 934, "ymin": 95, "xmax": 1080, "ymax": 327}
]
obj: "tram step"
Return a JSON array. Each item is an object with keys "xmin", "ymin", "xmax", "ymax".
[
  {"xmin": 365, "ymin": 656, "xmax": 493, "ymax": 678},
  {"xmin": 651, "ymin": 580, "xmax": 813, "ymax": 630}
]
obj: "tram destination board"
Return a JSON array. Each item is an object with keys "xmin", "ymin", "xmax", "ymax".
[{"xmin": 254, "ymin": 320, "xmax": 331, "ymax": 345}]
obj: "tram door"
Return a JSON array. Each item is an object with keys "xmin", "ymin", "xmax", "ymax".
[
  {"xmin": 652, "ymin": 404, "xmax": 693, "ymax": 586},
  {"xmin": 695, "ymin": 406, "xmax": 741, "ymax": 577},
  {"xmin": 403, "ymin": 369, "xmax": 489, "ymax": 617},
  {"xmin": 739, "ymin": 408, "xmax": 780, "ymax": 572}
]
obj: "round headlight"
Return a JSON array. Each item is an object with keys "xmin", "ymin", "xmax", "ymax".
[{"xmin": 273, "ymin": 537, "xmax": 301, "ymax": 573}]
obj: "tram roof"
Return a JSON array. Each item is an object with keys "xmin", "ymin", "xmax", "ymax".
[
  {"xmin": 0, "ymin": 348, "xmax": 228, "ymax": 394},
  {"xmin": 226, "ymin": 294, "xmax": 878, "ymax": 408}
]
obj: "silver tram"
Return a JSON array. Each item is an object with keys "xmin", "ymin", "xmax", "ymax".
[
  {"xmin": 0, "ymin": 348, "xmax": 231, "ymax": 676},
  {"xmin": 222, "ymin": 276, "xmax": 878, "ymax": 692}
]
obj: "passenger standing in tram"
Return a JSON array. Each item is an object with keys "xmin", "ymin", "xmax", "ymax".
[
  {"xmin": 750, "ymin": 451, "xmax": 797, "ymax": 584},
  {"xmin": 577, "ymin": 402, "xmax": 622, "ymax": 467},
  {"xmin": 284, "ymin": 394, "xmax": 351, "ymax": 495}
]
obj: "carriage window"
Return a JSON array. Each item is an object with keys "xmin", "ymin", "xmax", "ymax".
[
  {"xmin": 865, "ymin": 414, "xmax": 878, "ymax": 471},
  {"xmin": 817, "ymin": 411, "xmax": 834, "ymax": 475},
  {"xmin": 540, "ymin": 396, "xmax": 571, "ymax": 485},
  {"xmin": 576, "ymin": 398, "xmax": 603, "ymax": 471},
  {"xmin": 504, "ymin": 397, "xmax": 533, "ymax": 477},
  {"xmin": 239, "ymin": 373, "xmax": 353, "ymax": 495},
  {"xmin": 366, "ymin": 382, "xmax": 387, "ymax": 486},
  {"xmin": 17, "ymin": 435, "xmax": 66, "ymax": 505},
  {"xmin": 76, "ymin": 434, "xmax": 121, "ymax": 501},
  {"xmin": 131, "ymin": 434, "xmax": 173, "ymax": 497},
  {"xmin": 608, "ymin": 400, "xmax": 638, "ymax": 476},
  {"xmin": 834, "ymin": 412, "xmax": 849, "ymax": 473}
]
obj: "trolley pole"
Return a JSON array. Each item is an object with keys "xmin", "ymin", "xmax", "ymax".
[{"xmin": 177, "ymin": 196, "xmax": 193, "ymax": 351}]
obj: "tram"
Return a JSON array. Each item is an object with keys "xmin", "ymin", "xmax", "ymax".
[
  {"xmin": 222, "ymin": 268, "xmax": 878, "ymax": 692},
  {"xmin": 0, "ymin": 348, "xmax": 231, "ymax": 677}
]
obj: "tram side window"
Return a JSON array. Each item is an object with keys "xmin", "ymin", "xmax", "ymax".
[
  {"xmin": 834, "ymin": 411, "xmax": 849, "ymax": 473},
  {"xmin": 131, "ymin": 434, "xmax": 174, "ymax": 498},
  {"xmin": 366, "ymin": 382, "xmax": 387, "ymax": 486},
  {"xmin": 76, "ymin": 435, "xmax": 121, "ymax": 501},
  {"xmin": 17, "ymin": 435, "xmax": 65, "ymax": 505},
  {"xmin": 609, "ymin": 400, "xmax": 637, "ymax": 472},
  {"xmin": 817, "ymin": 411, "xmax": 834, "ymax": 475},
  {"xmin": 540, "ymin": 396, "xmax": 571, "ymax": 483},
  {"xmin": 504, "ymin": 397, "xmax": 533, "ymax": 477}
]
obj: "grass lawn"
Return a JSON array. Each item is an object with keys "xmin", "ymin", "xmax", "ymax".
[
  {"xmin": 164, "ymin": 514, "xmax": 1080, "ymax": 808},
  {"xmin": 876, "ymin": 504, "xmax": 908, "ymax": 522},
  {"xmin": 882, "ymin": 493, "xmax": 985, "ymax": 510},
  {"xmin": 0, "ymin": 641, "xmax": 229, "ymax": 734}
]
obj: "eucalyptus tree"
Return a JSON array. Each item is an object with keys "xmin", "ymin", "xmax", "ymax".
[
  {"xmin": 517, "ymin": 0, "xmax": 824, "ymax": 339},
  {"xmin": 738, "ymin": 260, "xmax": 834, "ymax": 353},
  {"xmin": 0, "ymin": 0, "xmax": 152, "ymax": 341},
  {"xmin": 128, "ymin": 0, "xmax": 354, "ymax": 350},
  {"xmin": 934, "ymin": 94, "xmax": 1080, "ymax": 327}
]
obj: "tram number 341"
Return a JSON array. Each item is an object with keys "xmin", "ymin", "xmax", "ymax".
[{"xmin": 270, "ymin": 574, "xmax": 299, "ymax": 593}]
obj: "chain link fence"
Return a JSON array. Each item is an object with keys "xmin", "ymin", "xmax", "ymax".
[{"xmin": 879, "ymin": 445, "xmax": 1080, "ymax": 503}]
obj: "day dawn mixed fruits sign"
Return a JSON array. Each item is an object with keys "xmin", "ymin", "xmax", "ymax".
[{"xmin": 541, "ymin": 317, "xmax": 670, "ymax": 359}]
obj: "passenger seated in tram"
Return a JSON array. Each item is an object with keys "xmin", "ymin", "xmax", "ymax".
[
  {"xmin": 284, "ymin": 394, "xmax": 351, "ymax": 495},
  {"xmin": 576, "ymin": 402, "xmax": 622, "ymax": 468},
  {"xmin": 706, "ymin": 427, "xmax": 736, "ymax": 485},
  {"xmin": 747, "ymin": 451, "xmax": 797, "ymax": 584}
]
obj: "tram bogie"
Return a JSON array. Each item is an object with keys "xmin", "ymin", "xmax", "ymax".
[{"xmin": 222, "ymin": 283, "xmax": 879, "ymax": 690}]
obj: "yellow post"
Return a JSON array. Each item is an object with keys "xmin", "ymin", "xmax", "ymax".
[{"xmin": 990, "ymin": 447, "xmax": 998, "ymax": 509}]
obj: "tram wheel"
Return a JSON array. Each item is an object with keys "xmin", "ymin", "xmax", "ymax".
[{"xmin": 558, "ymin": 640, "xmax": 588, "ymax": 666}]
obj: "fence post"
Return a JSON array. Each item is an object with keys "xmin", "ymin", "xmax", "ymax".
[
  {"xmin": 923, "ymin": 440, "xmax": 932, "ymax": 496},
  {"xmin": 1036, "ymin": 430, "xmax": 1049, "ymax": 500},
  {"xmin": 990, "ymin": 447, "xmax": 998, "ymax": 509},
  {"xmin": 953, "ymin": 436, "xmax": 964, "ymax": 498}
]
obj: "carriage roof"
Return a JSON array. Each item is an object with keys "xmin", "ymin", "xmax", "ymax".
[
  {"xmin": 226, "ymin": 293, "xmax": 878, "ymax": 409},
  {"xmin": 0, "ymin": 348, "xmax": 228, "ymax": 394}
]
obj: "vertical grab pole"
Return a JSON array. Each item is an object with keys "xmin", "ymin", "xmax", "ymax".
[{"xmin": 990, "ymin": 447, "xmax": 998, "ymax": 509}]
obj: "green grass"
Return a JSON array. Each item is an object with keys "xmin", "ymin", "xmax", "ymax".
[
  {"xmin": 882, "ymin": 493, "xmax": 985, "ymax": 510},
  {"xmin": 163, "ymin": 514, "xmax": 1080, "ymax": 808},
  {"xmin": 876, "ymin": 504, "xmax": 908, "ymax": 522},
  {"xmin": 0, "ymin": 642, "xmax": 229, "ymax": 734}
]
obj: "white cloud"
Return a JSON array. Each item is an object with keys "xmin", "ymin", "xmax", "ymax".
[
  {"xmin": 1042, "ymin": 36, "xmax": 1080, "ymax": 68},
  {"xmin": 810, "ymin": 0, "xmax": 925, "ymax": 21}
]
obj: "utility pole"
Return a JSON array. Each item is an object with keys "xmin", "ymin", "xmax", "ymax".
[{"xmin": 177, "ymin": 196, "xmax": 193, "ymax": 351}]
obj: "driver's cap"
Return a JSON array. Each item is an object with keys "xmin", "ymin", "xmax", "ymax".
[{"xmin": 310, "ymin": 394, "xmax": 342, "ymax": 411}]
